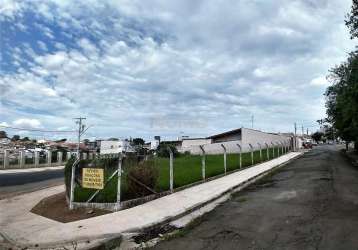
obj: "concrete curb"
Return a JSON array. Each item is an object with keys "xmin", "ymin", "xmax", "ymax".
[{"xmin": 123, "ymin": 151, "xmax": 305, "ymax": 249}]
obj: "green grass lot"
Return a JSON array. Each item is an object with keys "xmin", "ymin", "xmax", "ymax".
[{"xmin": 73, "ymin": 147, "xmax": 289, "ymax": 203}]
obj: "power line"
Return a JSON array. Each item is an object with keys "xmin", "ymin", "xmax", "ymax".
[{"xmin": 0, "ymin": 125, "xmax": 75, "ymax": 133}]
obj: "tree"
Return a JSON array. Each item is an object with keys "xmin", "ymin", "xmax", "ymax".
[
  {"xmin": 11, "ymin": 135, "xmax": 20, "ymax": 141},
  {"xmin": 0, "ymin": 131, "xmax": 7, "ymax": 138},
  {"xmin": 21, "ymin": 137, "xmax": 30, "ymax": 141},
  {"xmin": 326, "ymin": 51, "xmax": 358, "ymax": 149},
  {"xmin": 311, "ymin": 132, "xmax": 324, "ymax": 143},
  {"xmin": 132, "ymin": 138, "xmax": 145, "ymax": 145},
  {"xmin": 346, "ymin": 0, "xmax": 358, "ymax": 39}
]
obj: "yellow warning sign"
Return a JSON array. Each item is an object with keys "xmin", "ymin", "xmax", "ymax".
[{"xmin": 82, "ymin": 168, "xmax": 104, "ymax": 189}]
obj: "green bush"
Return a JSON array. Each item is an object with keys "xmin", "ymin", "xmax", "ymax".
[
  {"xmin": 156, "ymin": 144, "xmax": 179, "ymax": 158},
  {"xmin": 126, "ymin": 160, "xmax": 159, "ymax": 198}
]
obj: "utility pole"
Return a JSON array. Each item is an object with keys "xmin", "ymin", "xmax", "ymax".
[
  {"xmin": 75, "ymin": 117, "xmax": 86, "ymax": 159},
  {"xmin": 69, "ymin": 117, "xmax": 86, "ymax": 210},
  {"xmin": 294, "ymin": 123, "xmax": 297, "ymax": 151},
  {"xmin": 307, "ymin": 128, "xmax": 309, "ymax": 135},
  {"xmin": 251, "ymin": 115, "xmax": 254, "ymax": 129}
]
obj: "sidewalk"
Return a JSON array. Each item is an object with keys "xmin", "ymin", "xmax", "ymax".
[
  {"xmin": 0, "ymin": 165, "xmax": 64, "ymax": 174},
  {"xmin": 0, "ymin": 152, "xmax": 302, "ymax": 249}
]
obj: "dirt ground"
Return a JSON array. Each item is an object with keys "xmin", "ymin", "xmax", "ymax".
[
  {"xmin": 153, "ymin": 145, "xmax": 358, "ymax": 250},
  {"xmin": 31, "ymin": 192, "xmax": 111, "ymax": 223}
]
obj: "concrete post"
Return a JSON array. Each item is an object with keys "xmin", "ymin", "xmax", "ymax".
[
  {"xmin": 258, "ymin": 143, "xmax": 262, "ymax": 162},
  {"xmin": 236, "ymin": 144, "xmax": 242, "ymax": 169},
  {"xmin": 167, "ymin": 146, "xmax": 174, "ymax": 192},
  {"xmin": 117, "ymin": 154, "xmax": 123, "ymax": 204},
  {"xmin": 57, "ymin": 151, "xmax": 63, "ymax": 165},
  {"xmin": 67, "ymin": 152, "xmax": 71, "ymax": 161},
  {"xmin": 3, "ymin": 150, "xmax": 9, "ymax": 169},
  {"xmin": 265, "ymin": 143, "xmax": 269, "ymax": 160},
  {"xmin": 34, "ymin": 151, "xmax": 39, "ymax": 167},
  {"xmin": 19, "ymin": 151, "xmax": 25, "ymax": 168},
  {"xmin": 47, "ymin": 150, "xmax": 51, "ymax": 167},
  {"xmin": 249, "ymin": 143, "xmax": 254, "ymax": 165},
  {"xmin": 199, "ymin": 145, "xmax": 206, "ymax": 180},
  {"xmin": 221, "ymin": 144, "xmax": 227, "ymax": 174}
]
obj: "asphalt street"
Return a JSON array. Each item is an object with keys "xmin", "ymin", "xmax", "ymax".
[
  {"xmin": 0, "ymin": 168, "xmax": 64, "ymax": 199},
  {"xmin": 153, "ymin": 145, "xmax": 358, "ymax": 250}
]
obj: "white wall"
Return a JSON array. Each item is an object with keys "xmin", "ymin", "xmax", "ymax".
[
  {"xmin": 182, "ymin": 128, "xmax": 292, "ymax": 155},
  {"xmin": 150, "ymin": 140, "xmax": 160, "ymax": 150},
  {"xmin": 100, "ymin": 141, "xmax": 120, "ymax": 154},
  {"xmin": 100, "ymin": 140, "xmax": 133, "ymax": 154},
  {"xmin": 241, "ymin": 128, "xmax": 291, "ymax": 151},
  {"xmin": 180, "ymin": 139, "xmax": 212, "ymax": 153}
]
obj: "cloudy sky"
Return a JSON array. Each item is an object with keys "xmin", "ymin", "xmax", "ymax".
[{"xmin": 0, "ymin": 0, "xmax": 356, "ymax": 141}]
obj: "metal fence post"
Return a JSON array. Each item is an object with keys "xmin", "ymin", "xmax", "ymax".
[
  {"xmin": 249, "ymin": 143, "xmax": 254, "ymax": 165},
  {"xmin": 265, "ymin": 143, "xmax": 269, "ymax": 160},
  {"xmin": 199, "ymin": 145, "xmax": 206, "ymax": 180},
  {"xmin": 236, "ymin": 144, "xmax": 242, "ymax": 168},
  {"xmin": 221, "ymin": 144, "xmax": 227, "ymax": 174},
  {"xmin": 117, "ymin": 154, "xmax": 123, "ymax": 204},
  {"xmin": 277, "ymin": 142, "xmax": 281, "ymax": 156},
  {"xmin": 258, "ymin": 143, "xmax": 262, "ymax": 162},
  {"xmin": 167, "ymin": 146, "xmax": 174, "ymax": 192},
  {"xmin": 271, "ymin": 142, "xmax": 275, "ymax": 158}
]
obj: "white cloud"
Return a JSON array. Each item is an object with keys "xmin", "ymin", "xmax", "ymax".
[
  {"xmin": 13, "ymin": 118, "xmax": 42, "ymax": 128},
  {"xmin": 37, "ymin": 41, "xmax": 48, "ymax": 51},
  {"xmin": 0, "ymin": 0, "xmax": 355, "ymax": 140},
  {"xmin": 0, "ymin": 122, "xmax": 9, "ymax": 127},
  {"xmin": 310, "ymin": 76, "xmax": 329, "ymax": 86}
]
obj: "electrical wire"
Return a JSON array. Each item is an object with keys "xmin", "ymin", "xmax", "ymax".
[{"xmin": 0, "ymin": 125, "xmax": 76, "ymax": 133}]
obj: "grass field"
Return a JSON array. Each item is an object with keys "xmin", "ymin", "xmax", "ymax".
[{"xmin": 73, "ymin": 147, "xmax": 289, "ymax": 203}]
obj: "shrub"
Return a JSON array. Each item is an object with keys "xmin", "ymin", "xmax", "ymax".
[
  {"xmin": 156, "ymin": 144, "xmax": 179, "ymax": 158},
  {"xmin": 126, "ymin": 160, "xmax": 159, "ymax": 197}
]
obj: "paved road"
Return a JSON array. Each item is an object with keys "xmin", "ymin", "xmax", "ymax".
[
  {"xmin": 0, "ymin": 168, "xmax": 64, "ymax": 199},
  {"xmin": 153, "ymin": 145, "xmax": 358, "ymax": 250}
]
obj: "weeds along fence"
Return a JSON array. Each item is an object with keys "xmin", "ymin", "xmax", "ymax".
[{"xmin": 69, "ymin": 140, "xmax": 292, "ymax": 211}]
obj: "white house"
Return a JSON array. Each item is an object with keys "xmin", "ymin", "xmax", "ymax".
[
  {"xmin": 150, "ymin": 140, "xmax": 160, "ymax": 150},
  {"xmin": 179, "ymin": 128, "xmax": 292, "ymax": 155},
  {"xmin": 0, "ymin": 138, "xmax": 11, "ymax": 145}
]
